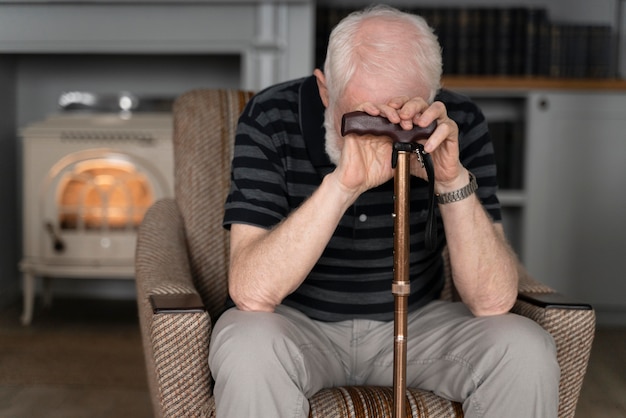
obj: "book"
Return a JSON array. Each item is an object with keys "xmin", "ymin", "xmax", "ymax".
[{"xmin": 587, "ymin": 25, "xmax": 615, "ymax": 78}]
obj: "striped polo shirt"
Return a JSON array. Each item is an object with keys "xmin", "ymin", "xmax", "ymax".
[{"xmin": 224, "ymin": 75, "xmax": 501, "ymax": 322}]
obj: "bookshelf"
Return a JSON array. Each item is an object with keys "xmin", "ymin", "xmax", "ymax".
[
  {"xmin": 522, "ymin": 90, "xmax": 626, "ymax": 325},
  {"xmin": 441, "ymin": 81, "xmax": 626, "ymax": 325},
  {"xmin": 443, "ymin": 77, "xmax": 626, "ymax": 235},
  {"xmin": 455, "ymin": 88, "xmax": 528, "ymax": 259},
  {"xmin": 443, "ymin": 77, "xmax": 626, "ymax": 224},
  {"xmin": 442, "ymin": 77, "xmax": 626, "ymax": 91}
]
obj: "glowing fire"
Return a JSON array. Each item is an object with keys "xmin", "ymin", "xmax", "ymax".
[{"xmin": 58, "ymin": 158, "xmax": 153, "ymax": 230}]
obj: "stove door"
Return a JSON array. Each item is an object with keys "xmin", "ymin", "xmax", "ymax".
[{"xmin": 40, "ymin": 149, "xmax": 167, "ymax": 265}]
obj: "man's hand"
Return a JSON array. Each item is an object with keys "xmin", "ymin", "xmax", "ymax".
[
  {"xmin": 333, "ymin": 132, "xmax": 394, "ymax": 198},
  {"xmin": 353, "ymin": 96, "xmax": 464, "ymax": 189}
]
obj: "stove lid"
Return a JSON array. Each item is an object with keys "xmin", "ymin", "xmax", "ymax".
[
  {"xmin": 20, "ymin": 111, "xmax": 173, "ymax": 138},
  {"xmin": 59, "ymin": 91, "xmax": 174, "ymax": 114}
]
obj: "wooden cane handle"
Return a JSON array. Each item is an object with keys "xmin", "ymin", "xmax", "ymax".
[{"xmin": 341, "ymin": 111, "xmax": 436, "ymax": 143}]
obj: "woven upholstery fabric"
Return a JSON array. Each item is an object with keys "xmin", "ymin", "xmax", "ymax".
[
  {"xmin": 151, "ymin": 311, "xmax": 212, "ymax": 417},
  {"xmin": 173, "ymin": 89, "xmax": 254, "ymax": 321},
  {"xmin": 512, "ymin": 264, "xmax": 596, "ymax": 418},
  {"xmin": 309, "ymin": 387, "xmax": 463, "ymax": 418},
  {"xmin": 517, "ymin": 264, "xmax": 554, "ymax": 294},
  {"xmin": 135, "ymin": 88, "xmax": 595, "ymax": 418},
  {"xmin": 512, "ymin": 299, "xmax": 595, "ymax": 418},
  {"xmin": 136, "ymin": 198, "xmax": 214, "ymax": 417}
]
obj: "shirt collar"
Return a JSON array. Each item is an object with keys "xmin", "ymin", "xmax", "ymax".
[{"xmin": 298, "ymin": 75, "xmax": 335, "ymax": 176}]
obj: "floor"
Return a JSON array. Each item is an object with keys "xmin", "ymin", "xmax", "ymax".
[
  {"xmin": 0, "ymin": 298, "xmax": 152, "ymax": 418},
  {"xmin": 0, "ymin": 297, "xmax": 624, "ymax": 417},
  {"xmin": 574, "ymin": 326, "xmax": 626, "ymax": 417}
]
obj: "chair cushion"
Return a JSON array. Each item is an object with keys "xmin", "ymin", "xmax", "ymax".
[{"xmin": 309, "ymin": 386, "xmax": 463, "ymax": 417}]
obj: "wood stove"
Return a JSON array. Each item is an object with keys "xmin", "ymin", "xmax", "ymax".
[{"xmin": 19, "ymin": 105, "xmax": 174, "ymax": 324}]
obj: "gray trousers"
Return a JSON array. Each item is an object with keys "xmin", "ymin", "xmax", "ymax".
[{"xmin": 209, "ymin": 301, "xmax": 559, "ymax": 418}]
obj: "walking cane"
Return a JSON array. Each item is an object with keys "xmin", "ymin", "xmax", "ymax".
[{"xmin": 342, "ymin": 112, "xmax": 437, "ymax": 418}]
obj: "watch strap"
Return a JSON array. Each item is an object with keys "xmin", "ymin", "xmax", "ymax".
[{"xmin": 436, "ymin": 172, "xmax": 478, "ymax": 204}]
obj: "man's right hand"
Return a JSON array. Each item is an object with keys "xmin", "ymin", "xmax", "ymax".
[{"xmin": 332, "ymin": 132, "xmax": 395, "ymax": 200}]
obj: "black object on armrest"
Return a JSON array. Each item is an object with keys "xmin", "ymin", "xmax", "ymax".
[
  {"xmin": 518, "ymin": 292, "xmax": 593, "ymax": 310},
  {"xmin": 150, "ymin": 293, "xmax": 206, "ymax": 314}
]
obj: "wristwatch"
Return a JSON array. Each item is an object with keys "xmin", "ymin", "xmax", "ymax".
[{"xmin": 436, "ymin": 172, "xmax": 478, "ymax": 204}]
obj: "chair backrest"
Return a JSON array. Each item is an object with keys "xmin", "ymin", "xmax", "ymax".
[{"xmin": 172, "ymin": 89, "xmax": 254, "ymax": 319}]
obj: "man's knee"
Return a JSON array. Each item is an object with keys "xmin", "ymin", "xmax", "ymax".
[
  {"xmin": 478, "ymin": 313, "xmax": 560, "ymax": 389},
  {"xmin": 492, "ymin": 314, "xmax": 557, "ymax": 367},
  {"xmin": 209, "ymin": 309, "xmax": 294, "ymax": 378},
  {"xmin": 209, "ymin": 308, "xmax": 314, "ymax": 417},
  {"xmin": 465, "ymin": 314, "xmax": 560, "ymax": 417}
]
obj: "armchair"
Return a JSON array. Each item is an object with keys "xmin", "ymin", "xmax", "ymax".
[{"xmin": 135, "ymin": 88, "xmax": 595, "ymax": 417}]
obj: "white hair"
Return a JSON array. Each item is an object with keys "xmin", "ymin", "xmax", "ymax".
[{"xmin": 323, "ymin": 5, "xmax": 442, "ymax": 105}]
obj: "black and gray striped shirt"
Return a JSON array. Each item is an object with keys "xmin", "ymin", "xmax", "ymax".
[{"xmin": 224, "ymin": 75, "xmax": 501, "ymax": 322}]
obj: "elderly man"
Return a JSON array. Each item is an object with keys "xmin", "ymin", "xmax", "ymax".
[{"xmin": 209, "ymin": 5, "xmax": 559, "ymax": 418}]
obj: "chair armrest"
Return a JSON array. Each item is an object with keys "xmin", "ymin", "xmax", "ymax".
[
  {"xmin": 512, "ymin": 289, "xmax": 595, "ymax": 418},
  {"xmin": 150, "ymin": 293, "xmax": 206, "ymax": 314},
  {"xmin": 149, "ymin": 304, "xmax": 212, "ymax": 418},
  {"xmin": 517, "ymin": 291, "xmax": 593, "ymax": 310},
  {"xmin": 136, "ymin": 198, "xmax": 199, "ymax": 296},
  {"xmin": 135, "ymin": 198, "xmax": 213, "ymax": 418}
]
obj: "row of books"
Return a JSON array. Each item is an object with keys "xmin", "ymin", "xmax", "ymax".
[{"xmin": 316, "ymin": 6, "xmax": 616, "ymax": 79}]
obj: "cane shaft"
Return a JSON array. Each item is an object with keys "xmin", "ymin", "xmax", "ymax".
[{"xmin": 393, "ymin": 150, "xmax": 411, "ymax": 418}]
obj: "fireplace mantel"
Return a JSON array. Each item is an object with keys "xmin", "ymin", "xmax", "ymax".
[{"xmin": 0, "ymin": 0, "xmax": 314, "ymax": 91}]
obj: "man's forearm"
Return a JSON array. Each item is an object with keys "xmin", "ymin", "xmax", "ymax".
[
  {"xmin": 228, "ymin": 172, "xmax": 357, "ymax": 312},
  {"xmin": 438, "ymin": 171, "xmax": 519, "ymax": 316}
]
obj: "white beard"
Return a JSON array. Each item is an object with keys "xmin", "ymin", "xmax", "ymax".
[{"xmin": 323, "ymin": 106, "xmax": 342, "ymax": 165}]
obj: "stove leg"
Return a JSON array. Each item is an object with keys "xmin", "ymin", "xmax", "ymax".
[
  {"xmin": 20, "ymin": 271, "xmax": 35, "ymax": 326},
  {"xmin": 43, "ymin": 277, "xmax": 53, "ymax": 308}
]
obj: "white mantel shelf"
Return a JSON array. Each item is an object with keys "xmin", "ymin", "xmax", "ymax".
[{"xmin": 0, "ymin": 0, "xmax": 314, "ymax": 91}]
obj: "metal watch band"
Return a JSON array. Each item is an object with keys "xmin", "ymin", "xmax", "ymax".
[{"xmin": 436, "ymin": 172, "xmax": 478, "ymax": 204}]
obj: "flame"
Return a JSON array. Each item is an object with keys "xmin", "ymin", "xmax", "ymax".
[{"xmin": 58, "ymin": 159, "xmax": 153, "ymax": 230}]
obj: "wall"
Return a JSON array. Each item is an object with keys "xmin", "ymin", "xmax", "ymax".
[{"xmin": 15, "ymin": 54, "xmax": 241, "ymax": 129}]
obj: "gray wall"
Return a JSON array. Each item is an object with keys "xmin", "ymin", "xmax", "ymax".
[{"xmin": 16, "ymin": 54, "xmax": 241, "ymax": 132}]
